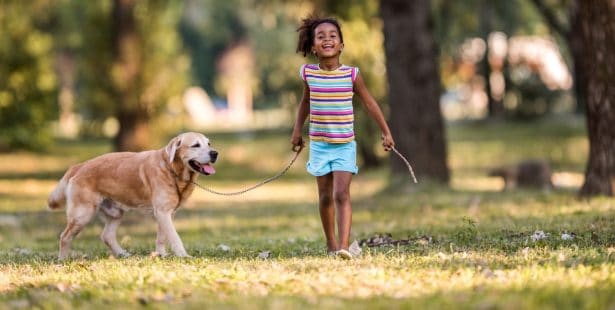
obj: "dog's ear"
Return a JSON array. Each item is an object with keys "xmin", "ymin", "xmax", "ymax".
[{"xmin": 165, "ymin": 136, "xmax": 182, "ymax": 163}]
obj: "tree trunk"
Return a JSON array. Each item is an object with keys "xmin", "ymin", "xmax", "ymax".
[
  {"xmin": 111, "ymin": 0, "xmax": 149, "ymax": 151},
  {"xmin": 567, "ymin": 3, "xmax": 588, "ymax": 114},
  {"xmin": 380, "ymin": 0, "xmax": 450, "ymax": 182},
  {"xmin": 578, "ymin": 0, "xmax": 615, "ymax": 196}
]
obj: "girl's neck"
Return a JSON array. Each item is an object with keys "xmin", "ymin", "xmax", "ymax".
[{"xmin": 318, "ymin": 58, "xmax": 341, "ymax": 71}]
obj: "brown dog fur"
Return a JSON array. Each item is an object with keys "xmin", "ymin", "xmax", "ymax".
[{"xmin": 48, "ymin": 132, "xmax": 218, "ymax": 259}]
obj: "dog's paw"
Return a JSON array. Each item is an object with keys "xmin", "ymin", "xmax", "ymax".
[{"xmin": 149, "ymin": 251, "xmax": 168, "ymax": 258}]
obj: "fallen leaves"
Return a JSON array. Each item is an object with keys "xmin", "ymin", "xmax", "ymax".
[{"xmin": 359, "ymin": 233, "xmax": 432, "ymax": 247}]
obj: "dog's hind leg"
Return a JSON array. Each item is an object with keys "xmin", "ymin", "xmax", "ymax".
[
  {"xmin": 99, "ymin": 199, "xmax": 129, "ymax": 257},
  {"xmin": 59, "ymin": 189, "xmax": 97, "ymax": 260}
]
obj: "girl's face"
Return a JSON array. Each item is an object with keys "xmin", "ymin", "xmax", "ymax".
[{"xmin": 312, "ymin": 22, "xmax": 343, "ymax": 58}]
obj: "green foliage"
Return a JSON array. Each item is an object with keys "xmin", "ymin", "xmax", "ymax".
[
  {"xmin": 0, "ymin": 1, "xmax": 58, "ymax": 150},
  {"xmin": 242, "ymin": 2, "xmax": 309, "ymax": 109},
  {"xmin": 455, "ymin": 216, "xmax": 480, "ymax": 245},
  {"xmin": 0, "ymin": 0, "xmax": 580, "ymax": 150},
  {"xmin": 179, "ymin": 0, "xmax": 247, "ymax": 97},
  {"xmin": 60, "ymin": 0, "xmax": 189, "ymax": 137},
  {"xmin": 433, "ymin": 0, "xmax": 547, "ymax": 55}
]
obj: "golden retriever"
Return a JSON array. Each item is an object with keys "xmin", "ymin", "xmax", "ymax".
[{"xmin": 47, "ymin": 132, "xmax": 218, "ymax": 259}]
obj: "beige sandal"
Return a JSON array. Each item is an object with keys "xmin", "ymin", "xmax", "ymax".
[{"xmin": 336, "ymin": 249, "xmax": 353, "ymax": 260}]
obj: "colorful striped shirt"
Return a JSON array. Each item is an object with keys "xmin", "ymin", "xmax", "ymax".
[{"xmin": 300, "ymin": 64, "xmax": 359, "ymax": 143}]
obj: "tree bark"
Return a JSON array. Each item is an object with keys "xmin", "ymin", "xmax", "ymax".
[
  {"xmin": 380, "ymin": 0, "xmax": 450, "ymax": 182},
  {"xmin": 111, "ymin": 0, "xmax": 149, "ymax": 151},
  {"xmin": 578, "ymin": 0, "xmax": 615, "ymax": 196},
  {"xmin": 567, "ymin": 3, "xmax": 588, "ymax": 114}
]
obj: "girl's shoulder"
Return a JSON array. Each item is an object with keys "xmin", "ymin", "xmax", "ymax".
[
  {"xmin": 299, "ymin": 64, "xmax": 316, "ymax": 80},
  {"xmin": 302, "ymin": 64, "xmax": 319, "ymax": 70},
  {"xmin": 340, "ymin": 65, "xmax": 360, "ymax": 82},
  {"xmin": 299, "ymin": 64, "xmax": 360, "ymax": 81}
]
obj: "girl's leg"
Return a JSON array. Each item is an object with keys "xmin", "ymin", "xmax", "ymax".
[
  {"xmin": 316, "ymin": 174, "xmax": 337, "ymax": 252},
  {"xmin": 332, "ymin": 171, "xmax": 352, "ymax": 250}
]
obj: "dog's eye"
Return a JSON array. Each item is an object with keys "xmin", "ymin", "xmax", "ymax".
[{"xmin": 191, "ymin": 143, "xmax": 200, "ymax": 148}]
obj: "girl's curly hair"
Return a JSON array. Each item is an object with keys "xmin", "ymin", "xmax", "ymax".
[{"xmin": 296, "ymin": 15, "xmax": 344, "ymax": 57}]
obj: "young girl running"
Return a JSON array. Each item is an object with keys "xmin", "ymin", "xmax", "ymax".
[{"xmin": 291, "ymin": 16, "xmax": 395, "ymax": 259}]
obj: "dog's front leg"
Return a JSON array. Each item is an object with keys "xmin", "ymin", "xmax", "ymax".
[
  {"xmin": 155, "ymin": 222, "xmax": 168, "ymax": 257},
  {"xmin": 154, "ymin": 210, "xmax": 190, "ymax": 257}
]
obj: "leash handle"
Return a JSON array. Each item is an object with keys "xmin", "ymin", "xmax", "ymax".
[{"xmin": 292, "ymin": 143, "xmax": 304, "ymax": 153}]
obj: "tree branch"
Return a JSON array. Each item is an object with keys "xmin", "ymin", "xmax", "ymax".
[{"xmin": 529, "ymin": 0, "xmax": 569, "ymax": 37}]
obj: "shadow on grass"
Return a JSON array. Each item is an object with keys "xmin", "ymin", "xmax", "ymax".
[{"xmin": 0, "ymin": 170, "xmax": 67, "ymax": 180}]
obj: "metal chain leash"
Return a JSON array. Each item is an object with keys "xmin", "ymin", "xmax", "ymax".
[
  {"xmin": 188, "ymin": 145, "xmax": 303, "ymax": 196},
  {"xmin": 186, "ymin": 143, "xmax": 417, "ymax": 197}
]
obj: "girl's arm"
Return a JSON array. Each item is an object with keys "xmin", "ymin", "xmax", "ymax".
[
  {"xmin": 353, "ymin": 74, "xmax": 395, "ymax": 151},
  {"xmin": 291, "ymin": 81, "xmax": 310, "ymax": 150}
]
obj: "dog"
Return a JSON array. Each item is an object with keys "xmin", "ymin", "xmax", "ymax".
[
  {"xmin": 47, "ymin": 132, "xmax": 218, "ymax": 259},
  {"xmin": 488, "ymin": 159, "xmax": 553, "ymax": 191}
]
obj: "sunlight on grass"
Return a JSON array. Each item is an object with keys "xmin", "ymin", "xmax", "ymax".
[
  {"xmin": 1, "ymin": 253, "xmax": 614, "ymax": 308},
  {"xmin": 1, "ymin": 120, "xmax": 614, "ymax": 309},
  {"xmin": 188, "ymin": 177, "xmax": 385, "ymax": 206},
  {"xmin": 452, "ymin": 175, "xmax": 504, "ymax": 191}
]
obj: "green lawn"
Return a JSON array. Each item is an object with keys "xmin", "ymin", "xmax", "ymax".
[{"xmin": 1, "ymin": 118, "xmax": 614, "ymax": 309}]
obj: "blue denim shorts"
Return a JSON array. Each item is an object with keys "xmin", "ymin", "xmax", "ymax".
[{"xmin": 306, "ymin": 141, "xmax": 359, "ymax": 176}]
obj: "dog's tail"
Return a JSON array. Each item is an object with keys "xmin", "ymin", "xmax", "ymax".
[{"xmin": 47, "ymin": 164, "xmax": 81, "ymax": 210}]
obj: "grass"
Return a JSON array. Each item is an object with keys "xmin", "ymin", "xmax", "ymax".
[{"xmin": 1, "ymin": 117, "xmax": 614, "ymax": 309}]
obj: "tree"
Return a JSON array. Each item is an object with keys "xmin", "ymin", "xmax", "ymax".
[
  {"xmin": 380, "ymin": 0, "xmax": 450, "ymax": 183},
  {"xmin": 75, "ymin": 1, "xmax": 188, "ymax": 151},
  {"xmin": 111, "ymin": 0, "xmax": 146, "ymax": 151},
  {"xmin": 110, "ymin": 0, "xmax": 188, "ymax": 151},
  {"xmin": 0, "ymin": 1, "xmax": 58, "ymax": 150},
  {"xmin": 577, "ymin": 0, "xmax": 615, "ymax": 196}
]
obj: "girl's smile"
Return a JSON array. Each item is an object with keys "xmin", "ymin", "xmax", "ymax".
[{"xmin": 313, "ymin": 22, "xmax": 343, "ymax": 59}]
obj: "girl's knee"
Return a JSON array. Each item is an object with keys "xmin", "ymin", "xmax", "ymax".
[
  {"xmin": 333, "ymin": 190, "xmax": 350, "ymax": 205},
  {"xmin": 319, "ymin": 192, "xmax": 333, "ymax": 206}
]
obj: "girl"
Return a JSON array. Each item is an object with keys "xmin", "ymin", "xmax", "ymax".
[{"xmin": 291, "ymin": 16, "xmax": 395, "ymax": 259}]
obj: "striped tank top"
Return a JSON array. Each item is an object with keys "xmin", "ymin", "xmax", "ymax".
[{"xmin": 300, "ymin": 64, "xmax": 359, "ymax": 143}]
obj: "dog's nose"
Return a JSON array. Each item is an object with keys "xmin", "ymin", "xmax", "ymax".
[{"xmin": 209, "ymin": 150, "xmax": 218, "ymax": 162}]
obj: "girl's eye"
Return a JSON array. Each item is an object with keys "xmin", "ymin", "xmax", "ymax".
[{"xmin": 191, "ymin": 143, "xmax": 200, "ymax": 148}]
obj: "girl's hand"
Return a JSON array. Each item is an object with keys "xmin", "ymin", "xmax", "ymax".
[
  {"xmin": 381, "ymin": 133, "xmax": 395, "ymax": 151},
  {"xmin": 291, "ymin": 133, "xmax": 304, "ymax": 152}
]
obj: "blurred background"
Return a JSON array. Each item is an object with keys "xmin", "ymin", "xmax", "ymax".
[{"xmin": 0, "ymin": 0, "xmax": 612, "ymax": 196}]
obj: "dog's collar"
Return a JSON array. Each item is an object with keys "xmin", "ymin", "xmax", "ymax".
[
  {"xmin": 165, "ymin": 158, "xmax": 198, "ymax": 204},
  {"xmin": 166, "ymin": 159, "xmax": 196, "ymax": 183}
]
